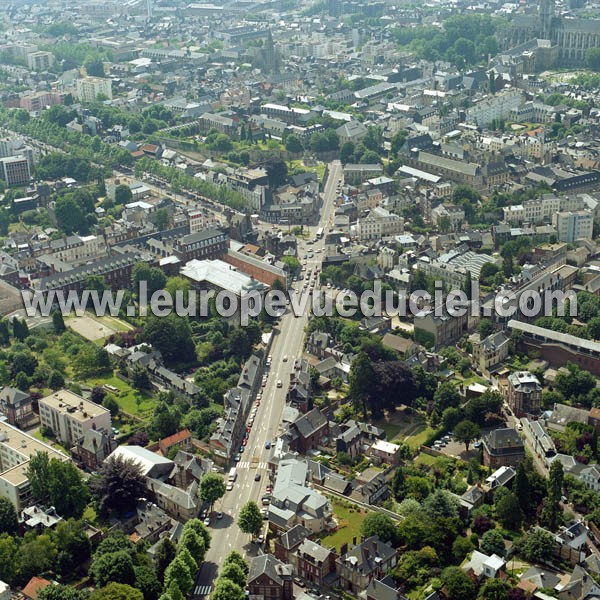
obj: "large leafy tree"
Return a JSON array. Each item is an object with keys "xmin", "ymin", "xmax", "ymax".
[
  {"xmin": 198, "ymin": 473, "xmax": 226, "ymax": 510},
  {"xmin": 360, "ymin": 513, "xmax": 396, "ymax": 544},
  {"xmin": 480, "ymin": 530, "xmax": 506, "ymax": 557},
  {"xmin": 212, "ymin": 577, "xmax": 245, "ymax": 600},
  {"xmin": 90, "ymin": 583, "xmax": 143, "ymax": 600},
  {"xmin": 453, "ymin": 420, "xmax": 481, "ymax": 451},
  {"xmin": 219, "ymin": 562, "xmax": 246, "ymax": 588},
  {"xmin": 92, "ymin": 455, "xmax": 146, "ymax": 515},
  {"xmin": 441, "ymin": 566, "xmax": 476, "ymax": 600},
  {"xmin": 238, "ymin": 501, "xmax": 262, "ymax": 538},
  {"xmin": 39, "ymin": 585, "xmax": 89, "ymax": 600},
  {"xmin": 0, "ymin": 534, "xmax": 19, "ymax": 585},
  {"xmin": 478, "ymin": 579, "xmax": 511, "ymax": 600},
  {"xmin": 0, "ymin": 498, "xmax": 18, "ymax": 535},
  {"xmin": 143, "ymin": 314, "xmax": 196, "ymax": 364},
  {"xmin": 163, "ymin": 556, "xmax": 193, "ymax": 595},
  {"xmin": 155, "ymin": 538, "xmax": 176, "ymax": 583},
  {"xmin": 495, "ymin": 492, "xmax": 523, "ymax": 531},
  {"xmin": 223, "ymin": 551, "xmax": 248, "ymax": 577},
  {"xmin": 90, "ymin": 550, "xmax": 136, "ymax": 588},
  {"xmin": 349, "ymin": 351, "xmax": 375, "ymax": 418},
  {"xmin": 518, "ymin": 528, "xmax": 557, "ymax": 563},
  {"xmin": 540, "ymin": 460, "xmax": 564, "ymax": 531},
  {"xmin": 178, "ymin": 528, "xmax": 206, "ymax": 565},
  {"xmin": 18, "ymin": 533, "xmax": 57, "ymax": 584}
]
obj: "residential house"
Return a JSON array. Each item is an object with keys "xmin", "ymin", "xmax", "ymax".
[
  {"xmin": 158, "ymin": 429, "xmax": 193, "ymax": 457},
  {"xmin": 247, "ymin": 554, "xmax": 294, "ymax": 600},
  {"xmin": 472, "ymin": 332, "xmax": 511, "ymax": 378},
  {"xmin": 287, "ymin": 408, "xmax": 329, "ymax": 454},
  {"xmin": 72, "ymin": 428, "xmax": 117, "ymax": 471},
  {"xmin": 369, "ymin": 440, "xmax": 402, "ymax": 466},
  {"xmin": 306, "ymin": 331, "xmax": 331, "ymax": 360},
  {"xmin": 336, "ymin": 537, "xmax": 398, "ymax": 595},
  {"xmin": 295, "ymin": 539, "xmax": 338, "ymax": 588},
  {"xmin": 335, "ymin": 423, "xmax": 362, "ymax": 460},
  {"xmin": 0, "ymin": 386, "xmax": 36, "ymax": 428},
  {"xmin": 462, "ymin": 550, "xmax": 505, "ymax": 581},
  {"xmin": 546, "ymin": 403, "xmax": 590, "ymax": 433},
  {"xmin": 274, "ymin": 524, "xmax": 310, "ymax": 566},
  {"xmin": 482, "ymin": 428, "xmax": 525, "ymax": 468},
  {"xmin": 506, "ymin": 371, "xmax": 542, "ymax": 415}
]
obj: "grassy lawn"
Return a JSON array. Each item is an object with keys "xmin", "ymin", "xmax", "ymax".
[
  {"xmin": 402, "ymin": 424, "xmax": 435, "ymax": 451},
  {"xmin": 90, "ymin": 314, "xmax": 133, "ymax": 332},
  {"xmin": 33, "ymin": 430, "xmax": 70, "ymax": 455},
  {"xmin": 375, "ymin": 407, "xmax": 427, "ymax": 442},
  {"xmin": 414, "ymin": 452, "xmax": 443, "ymax": 466},
  {"xmin": 319, "ymin": 498, "xmax": 369, "ymax": 552},
  {"xmin": 378, "ymin": 421, "xmax": 404, "ymax": 441},
  {"xmin": 85, "ymin": 374, "xmax": 157, "ymax": 418}
]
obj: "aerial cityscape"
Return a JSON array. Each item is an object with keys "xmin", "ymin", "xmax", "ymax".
[{"xmin": 1, "ymin": 0, "xmax": 600, "ymax": 599}]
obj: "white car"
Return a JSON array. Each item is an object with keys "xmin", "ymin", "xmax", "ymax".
[
  {"xmin": 283, "ymin": 355, "xmax": 288, "ymax": 362},
  {"xmin": 226, "ymin": 482, "xmax": 234, "ymax": 491}
]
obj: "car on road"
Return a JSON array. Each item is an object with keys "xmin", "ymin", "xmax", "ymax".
[
  {"xmin": 234, "ymin": 454, "xmax": 241, "ymax": 462},
  {"xmin": 203, "ymin": 516, "xmax": 210, "ymax": 526},
  {"xmin": 216, "ymin": 512, "xmax": 223, "ymax": 519},
  {"xmin": 473, "ymin": 441, "xmax": 482, "ymax": 448},
  {"xmin": 239, "ymin": 445, "xmax": 244, "ymax": 453},
  {"xmin": 257, "ymin": 535, "xmax": 264, "ymax": 544},
  {"xmin": 261, "ymin": 508, "xmax": 269, "ymax": 519},
  {"xmin": 283, "ymin": 355, "xmax": 288, "ymax": 362},
  {"xmin": 201, "ymin": 509, "xmax": 208, "ymax": 519},
  {"xmin": 294, "ymin": 578, "xmax": 306, "ymax": 588},
  {"xmin": 265, "ymin": 441, "xmax": 271, "ymax": 449},
  {"xmin": 255, "ymin": 473, "xmax": 261, "ymax": 481},
  {"xmin": 226, "ymin": 482, "xmax": 234, "ymax": 491},
  {"xmin": 242, "ymin": 438, "xmax": 247, "ymax": 446},
  {"xmin": 277, "ymin": 380, "xmax": 282, "ymax": 388}
]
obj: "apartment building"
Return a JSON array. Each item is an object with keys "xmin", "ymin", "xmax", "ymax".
[
  {"xmin": 472, "ymin": 331, "xmax": 511, "ymax": 377},
  {"xmin": 0, "ymin": 418, "xmax": 68, "ymax": 510},
  {"xmin": 507, "ymin": 371, "xmax": 542, "ymax": 415},
  {"xmin": 357, "ymin": 207, "xmax": 404, "ymax": 241},
  {"xmin": 75, "ymin": 76, "xmax": 112, "ymax": 102},
  {"xmin": 173, "ymin": 228, "xmax": 228, "ymax": 262},
  {"xmin": 44, "ymin": 234, "xmax": 106, "ymax": 266},
  {"xmin": 38, "ymin": 390, "xmax": 112, "ymax": 447},
  {"xmin": 432, "ymin": 203, "xmax": 465, "ymax": 231},
  {"xmin": 466, "ymin": 90, "xmax": 523, "ymax": 127},
  {"xmin": 27, "ymin": 51, "xmax": 54, "ymax": 71},
  {"xmin": 552, "ymin": 210, "xmax": 594, "ymax": 243},
  {"xmin": 503, "ymin": 194, "xmax": 585, "ymax": 224},
  {"xmin": 20, "ymin": 91, "xmax": 64, "ymax": 112},
  {"xmin": 0, "ymin": 156, "xmax": 30, "ymax": 187}
]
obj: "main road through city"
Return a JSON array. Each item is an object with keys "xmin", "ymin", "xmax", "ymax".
[{"xmin": 192, "ymin": 160, "xmax": 343, "ymax": 597}]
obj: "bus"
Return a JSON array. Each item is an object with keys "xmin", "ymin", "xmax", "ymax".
[
  {"xmin": 228, "ymin": 467, "xmax": 237, "ymax": 482},
  {"xmin": 316, "ymin": 227, "xmax": 324, "ymax": 240}
]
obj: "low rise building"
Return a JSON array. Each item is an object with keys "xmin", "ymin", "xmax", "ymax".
[
  {"xmin": 482, "ymin": 428, "xmax": 525, "ymax": 468},
  {"xmin": 506, "ymin": 371, "xmax": 542, "ymax": 415},
  {"xmin": 38, "ymin": 390, "xmax": 112, "ymax": 447}
]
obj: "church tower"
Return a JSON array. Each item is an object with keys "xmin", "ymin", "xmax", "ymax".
[{"xmin": 539, "ymin": 0, "xmax": 555, "ymax": 39}]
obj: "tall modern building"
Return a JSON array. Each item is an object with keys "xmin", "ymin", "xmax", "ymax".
[
  {"xmin": 75, "ymin": 76, "xmax": 113, "ymax": 102},
  {"xmin": 0, "ymin": 156, "xmax": 30, "ymax": 187},
  {"xmin": 552, "ymin": 210, "xmax": 594, "ymax": 243}
]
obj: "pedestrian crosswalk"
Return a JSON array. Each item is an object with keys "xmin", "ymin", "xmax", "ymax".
[
  {"xmin": 193, "ymin": 585, "xmax": 212, "ymax": 597},
  {"xmin": 237, "ymin": 461, "xmax": 268, "ymax": 470}
]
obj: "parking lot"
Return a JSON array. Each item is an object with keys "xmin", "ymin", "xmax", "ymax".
[{"xmin": 431, "ymin": 433, "xmax": 482, "ymax": 462}]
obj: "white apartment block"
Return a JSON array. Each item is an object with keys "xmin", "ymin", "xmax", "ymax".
[
  {"xmin": 39, "ymin": 390, "xmax": 112, "ymax": 447},
  {"xmin": 503, "ymin": 194, "xmax": 585, "ymax": 224},
  {"xmin": 466, "ymin": 90, "xmax": 523, "ymax": 127},
  {"xmin": 357, "ymin": 207, "xmax": 404, "ymax": 241},
  {"xmin": 552, "ymin": 210, "xmax": 594, "ymax": 243},
  {"xmin": 432, "ymin": 203, "xmax": 465, "ymax": 231},
  {"xmin": 0, "ymin": 418, "xmax": 68, "ymax": 510},
  {"xmin": 27, "ymin": 51, "xmax": 54, "ymax": 71},
  {"xmin": 75, "ymin": 76, "xmax": 113, "ymax": 102}
]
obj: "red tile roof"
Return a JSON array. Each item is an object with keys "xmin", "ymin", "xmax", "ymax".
[{"xmin": 22, "ymin": 577, "xmax": 51, "ymax": 600}]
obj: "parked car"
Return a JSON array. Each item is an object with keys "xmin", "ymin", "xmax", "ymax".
[
  {"xmin": 255, "ymin": 473, "xmax": 261, "ymax": 482},
  {"xmin": 265, "ymin": 441, "xmax": 271, "ymax": 449}
]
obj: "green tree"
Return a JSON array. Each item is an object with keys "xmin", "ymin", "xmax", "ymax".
[
  {"xmin": 163, "ymin": 556, "xmax": 193, "ymax": 595},
  {"xmin": 495, "ymin": 492, "xmax": 523, "ymax": 531},
  {"xmin": 143, "ymin": 314, "xmax": 195, "ymax": 364},
  {"xmin": 178, "ymin": 527, "xmax": 206, "ymax": 565},
  {"xmin": 285, "ymin": 134, "xmax": 303, "ymax": 154},
  {"xmin": 90, "ymin": 583, "xmax": 144, "ymax": 600},
  {"xmin": 26, "ymin": 451, "xmax": 51, "ymax": 503},
  {"xmin": 585, "ymin": 47, "xmax": 600, "ymax": 72},
  {"xmin": 0, "ymin": 498, "xmax": 17, "ymax": 535},
  {"xmin": 18, "ymin": 533, "xmax": 58, "ymax": 583},
  {"xmin": 0, "ymin": 534, "xmax": 18, "ymax": 585},
  {"xmin": 349, "ymin": 351, "xmax": 375, "ymax": 418},
  {"xmin": 514, "ymin": 461, "xmax": 532, "ymax": 517},
  {"xmin": 453, "ymin": 420, "xmax": 480, "ymax": 451},
  {"xmin": 39, "ymin": 585, "xmax": 89, "ymax": 600},
  {"xmin": 223, "ymin": 551, "xmax": 249, "ymax": 577},
  {"xmin": 220, "ymin": 562, "xmax": 247, "ymax": 588},
  {"xmin": 92, "ymin": 454, "xmax": 146, "ymax": 515},
  {"xmin": 480, "ymin": 529, "xmax": 505, "ymax": 557},
  {"xmin": 477, "ymin": 579, "xmax": 510, "ymax": 600},
  {"xmin": 52, "ymin": 310, "xmax": 66, "ymax": 334},
  {"xmin": 199, "ymin": 472, "xmax": 226, "ymax": 510},
  {"xmin": 452, "ymin": 536, "xmax": 474, "ymax": 564},
  {"xmin": 114, "ymin": 184, "xmax": 133, "ymax": 205},
  {"xmin": 135, "ymin": 565, "xmax": 162, "ymax": 600},
  {"xmin": 155, "ymin": 538, "xmax": 176, "ymax": 583},
  {"xmin": 540, "ymin": 460, "xmax": 564, "ymax": 531},
  {"xmin": 212, "ymin": 578, "xmax": 245, "ymax": 600},
  {"xmin": 90, "ymin": 550, "xmax": 136, "ymax": 587},
  {"xmin": 84, "ymin": 56, "xmax": 105, "ymax": 77},
  {"xmin": 434, "ymin": 382, "xmax": 461, "ymax": 411},
  {"xmin": 360, "ymin": 513, "xmax": 396, "ymax": 544},
  {"xmin": 519, "ymin": 528, "xmax": 557, "ymax": 563},
  {"xmin": 441, "ymin": 566, "xmax": 476, "ymax": 600},
  {"xmin": 238, "ymin": 501, "xmax": 262, "ymax": 538},
  {"xmin": 53, "ymin": 519, "xmax": 92, "ymax": 576}
]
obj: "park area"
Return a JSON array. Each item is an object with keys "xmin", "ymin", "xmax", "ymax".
[
  {"xmin": 84, "ymin": 374, "xmax": 156, "ymax": 419},
  {"xmin": 66, "ymin": 313, "xmax": 132, "ymax": 341},
  {"xmin": 318, "ymin": 498, "xmax": 370, "ymax": 552},
  {"xmin": 376, "ymin": 406, "xmax": 435, "ymax": 450}
]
